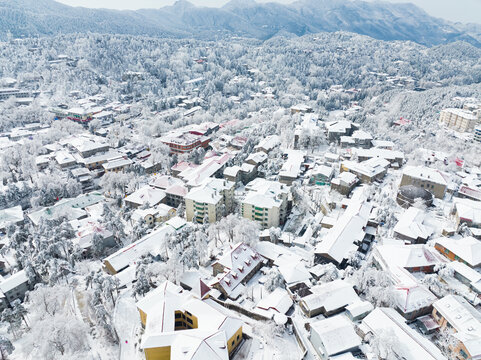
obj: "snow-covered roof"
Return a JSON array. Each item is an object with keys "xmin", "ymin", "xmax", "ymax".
[
  {"xmin": 0, "ymin": 205, "xmax": 23, "ymax": 229},
  {"xmin": 300, "ymin": 279, "xmax": 360, "ymax": 314},
  {"xmin": 245, "ymin": 151, "xmax": 267, "ymax": 165},
  {"xmin": 102, "ymin": 158, "xmax": 133, "ymax": 170},
  {"xmin": 138, "ymin": 281, "xmax": 242, "ymax": 359},
  {"xmin": 393, "ymin": 207, "xmax": 434, "ymax": 241},
  {"xmin": 371, "ymin": 140, "xmax": 395, "ymax": 149},
  {"xmin": 315, "ymin": 196, "xmax": 371, "ymax": 264},
  {"xmin": 310, "ymin": 315, "xmax": 361, "ymax": 356},
  {"xmin": 0, "ymin": 270, "xmax": 28, "ymax": 294},
  {"xmin": 104, "ymin": 221, "xmax": 184, "ymax": 273},
  {"xmin": 278, "ymin": 261, "xmax": 311, "ymax": 285},
  {"xmin": 223, "ymin": 166, "xmax": 240, "ymax": 178},
  {"xmin": 435, "ymin": 236, "xmax": 481, "ymax": 268},
  {"xmin": 54, "ymin": 150, "xmax": 76, "ymax": 165},
  {"xmin": 279, "ymin": 150, "xmax": 305, "ymax": 180},
  {"xmin": 361, "ymin": 308, "xmax": 447, "ymax": 360},
  {"xmin": 433, "ymin": 295, "xmax": 481, "ymax": 357},
  {"xmin": 28, "ymin": 192, "xmax": 104, "ymax": 226},
  {"xmin": 255, "ymin": 135, "xmax": 280, "ymax": 152},
  {"xmin": 179, "ymin": 154, "xmax": 231, "ymax": 188},
  {"xmin": 311, "ymin": 164, "xmax": 334, "ymax": 178},
  {"xmin": 355, "ymin": 148, "xmax": 404, "ymax": 162},
  {"xmin": 131, "ymin": 203, "xmax": 175, "ymax": 223},
  {"xmin": 453, "ymin": 198, "xmax": 481, "ymax": 225},
  {"xmin": 149, "ymin": 175, "xmax": 184, "ymax": 190},
  {"xmin": 351, "ymin": 129, "xmax": 373, "ymax": 141},
  {"xmin": 447, "ymin": 261, "xmax": 481, "ymax": 284},
  {"xmin": 331, "ymin": 171, "xmax": 358, "ymax": 187},
  {"xmin": 345, "ymin": 300, "xmax": 374, "ymax": 319},
  {"xmin": 211, "ymin": 242, "xmax": 263, "ymax": 298},
  {"xmin": 442, "ymin": 108, "xmax": 477, "ymax": 120},
  {"xmin": 243, "ymin": 178, "xmax": 290, "ymax": 209},
  {"xmin": 402, "ymin": 165, "xmax": 448, "ymax": 186},
  {"xmin": 185, "ymin": 178, "xmax": 234, "ymax": 205},
  {"xmin": 326, "ymin": 120, "xmax": 355, "ymax": 134},
  {"xmin": 374, "ymin": 243, "xmax": 445, "ymax": 271},
  {"xmin": 125, "ymin": 185, "xmax": 166, "ymax": 207},
  {"xmin": 256, "ymin": 288, "xmax": 293, "ymax": 316},
  {"xmin": 341, "ymin": 158, "xmax": 388, "ymax": 178}
]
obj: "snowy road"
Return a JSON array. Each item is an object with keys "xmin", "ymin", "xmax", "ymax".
[{"xmin": 114, "ymin": 291, "xmax": 141, "ymax": 360}]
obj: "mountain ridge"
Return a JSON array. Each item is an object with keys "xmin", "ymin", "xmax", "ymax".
[{"xmin": 0, "ymin": 0, "xmax": 479, "ymax": 47}]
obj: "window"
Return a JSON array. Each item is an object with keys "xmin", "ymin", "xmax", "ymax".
[
  {"xmin": 232, "ymin": 340, "xmax": 235, "ymax": 347},
  {"xmin": 175, "ymin": 313, "xmax": 182, "ymax": 319},
  {"xmin": 237, "ymin": 334, "xmax": 240, "ymax": 340},
  {"xmin": 186, "ymin": 317, "xmax": 193, "ymax": 325},
  {"xmin": 459, "ymin": 349, "xmax": 468, "ymax": 359}
]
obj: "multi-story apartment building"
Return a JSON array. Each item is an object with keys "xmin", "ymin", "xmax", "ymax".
[
  {"xmin": 474, "ymin": 125, "xmax": 481, "ymax": 143},
  {"xmin": 432, "ymin": 295, "xmax": 481, "ymax": 360},
  {"xmin": 185, "ymin": 178, "xmax": 235, "ymax": 224},
  {"xmin": 400, "ymin": 166, "xmax": 448, "ymax": 199},
  {"xmin": 440, "ymin": 108, "xmax": 479, "ymax": 133},
  {"xmin": 241, "ymin": 178, "xmax": 290, "ymax": 229}
]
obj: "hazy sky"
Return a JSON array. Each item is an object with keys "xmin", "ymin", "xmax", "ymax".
[{"xmin": 56, "ymin": 0, "xmax": 481, "ymax": 24}]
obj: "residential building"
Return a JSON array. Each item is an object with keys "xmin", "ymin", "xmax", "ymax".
[
  {"xmin": 82, "ymin": 150, "xmax": 124, "ymax": 170},
  {"xmin": 434, "ymin": 236, "xmax": 481, "ymax": 268},
  {"xmin": 340, "ymin": 158, "xmax": 389, "ymax": 183},
  {"xmin": 55, "ymin": 151, "xmax": 77, "ymax": 168},
  {"xmin": 314, "ymin": 195, "xmax": 373, "ymax": 267},
  {"xmin": 241, "ymin": 178, "xmax": 290, "ymax": 229},
  {"xmin": 393, "ymin": 207, "xmax": 434, "ymax": 243},
  {"xmin": 400, "ymin": 166, "xmax": 448, "ymax": 199},
  {"xmin": 164, "ymin": 184, "xmax": 188, "ymax": 208},
  {"xmin": 178, "ymin": 154, "xmax": 231, "ymax": 188},
  {"xmin": 223, "ymin": 163, "xmax": 256, "ymax": 185},
  {"xmin": 255, "ymin": 288, "xmax": 293, "ymax": 319},
  {"xmin": 355, "ymin": 148, "xmax": 404, "ymax": 168},
  {"xmin": 185, "ymin": 178, "xmax": 235, "ymax": 224},
  {"xmin": 279, "ymin": 150, "xmax": 305, "ymax": 185},
  {"xmin": 299, "ymin": 279, "xmax": 360, "ymax": 318},
  {"xmin": 290, "ymin": 104, "xmax": 313, "ymax": 114},
  {"xmin": 474, "ymin": 125, "xmax": 481, "ymax": 143},
  {"xmin": 27, "ymin": 192, "xmax": 104, "ymax": 226},
  {"xmin": 452, "ymin": 198, "xmax": 481, "ymax": 228},
  {"xmin": 309, "ymin": 164, "xmax": 334, "ymax": 185},
  {"xmin": 0, "ymin": 270, "xmax": 35, "ymax": 308},
  {"xmin": 359, "ymin": 308, "xmax": 447, "ymax": 360},
  {"xmin": 326, "ymin": 121, "xmax": 359, "ymax": 143},
  {"xmin": 102, "ymin": 158, "xmax": 133, "ymax": 173},
  {"xmin": 103, "ymin": 217, "xmax": 186, "ymax": 275},
  {"xmin": 137, "ymin": 281, "xmax": 243, "ymax": 360},
  {"xmin": 125, "ymin": 186, "xmax": 166, "ymax": 209},
  {"xmin": 310, "ymin": 315, "xmax": 361, "ymax": 360},
  {"xmin": 254, "ymin": 135, "xmax": 280, "ymax": 153},
  {"xmin": 331, "ymin": 172, "xmax": 359, "ymax": 195},
  {"xmin": 432, "ymin": 295, "xmax": 481, "ymax": 360},
  {"xmin": 211, "ymin": 242, "xmax": 264, "ymax": 300},
  {"xmin": 373, "ymin": 244, "xmax": 446, "ymax": 273},
  {"xmin": 0, "ymin": 205, "xmax": 24, "ymax": 232},
  {"xmin": 440, "ymin": 108, "xmax": 479, "ymax": 132},
  {"xmin": 132, "ymin": 204, "xmax": 176, "ymax": 226}
]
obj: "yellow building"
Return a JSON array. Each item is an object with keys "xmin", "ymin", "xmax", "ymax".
[
  {"xmin": 137, "ymin": 281, "xmax": 243, "ymax": 360},
  {"xmin": 432, "ymin": 295, "xmax": 481, "ymax": 360},
  {"xmin": 439, "ymin": 108, "xmax": 479, "ymax": 133}
]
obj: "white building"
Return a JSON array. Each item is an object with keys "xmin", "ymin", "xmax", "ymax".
[
  {"xmin": 241, "ymin": 179, "xmax": 290, "ymax": 229},
  {"xmin": 185, "ymin": 178, "xmax": 235, "ymax": 224},
  {"xmin": 310, "ymin": 315, "xmax": 361, "ymax": 360}
]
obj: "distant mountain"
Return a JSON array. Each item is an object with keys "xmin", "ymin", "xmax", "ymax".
[{"xmin": 0, "ymin": 0, "xmax": 480, "ymax": 47}]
